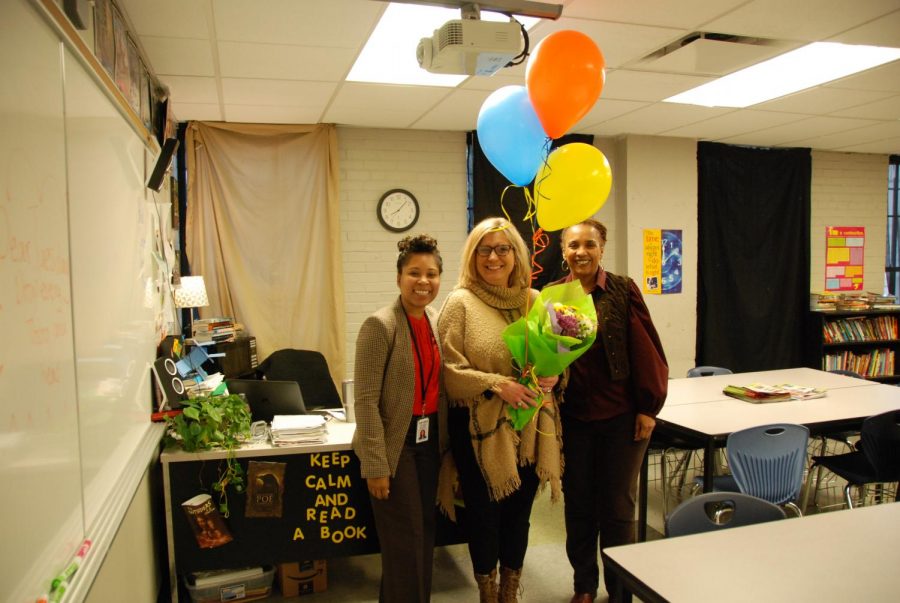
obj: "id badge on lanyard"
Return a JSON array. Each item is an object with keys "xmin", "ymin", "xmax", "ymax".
[{"xmin": 416, "ymin": 416, "xmax": 429, "ymax": 443}]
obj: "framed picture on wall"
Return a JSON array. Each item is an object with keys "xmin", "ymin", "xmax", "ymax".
[
  {"xmin": 127, "ymin": 37, "xmax": 141, "ymax": 115},
  {"xmin": 112, "ymin": 5, "xmax": 131, "ymax": 103},
  {"xmin": 140, "ymin": 62, "xmax": 152, "ymax": 130},
  {"xmin": 93, "ymin": 0, "xmax": 114, "ymax": 76},
  {"xmin": 170, "ymin": 176, "xmax": 180, "ymax": 227}
]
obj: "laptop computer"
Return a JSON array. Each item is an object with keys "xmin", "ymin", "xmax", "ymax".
[{"xmin": 226, "ymin": 379, "xmax": 306, "ymax": 422}]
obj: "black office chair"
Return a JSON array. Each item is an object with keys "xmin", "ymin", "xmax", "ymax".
[
  {"xmin": 810, "ymin": 409, "xmax": 900, "ymax": 508},
  {"xmin": 666, "ymin": 491, "xmax": 787, "ymax": 538},
  {"xmin": 256, "ymin": 349, "xmax": 341, "ymax": 411}
]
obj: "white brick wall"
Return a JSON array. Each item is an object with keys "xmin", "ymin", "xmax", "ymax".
[
  {"xmin": 810, "ymin": 151, "xmax": 889, "ymax": 292},
  {"xmin": 338, "ymin": 127, "xmax": 467, "ymax": 379}
]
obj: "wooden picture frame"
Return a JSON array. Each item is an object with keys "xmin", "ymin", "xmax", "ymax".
[
  {"xmin": 140, "ymin": 62, "xmax": 151, "ymax": 130},
  {"xmin": 112, "ymin": 5, "xmax": 131, "ymax": 103},
  {"xmin": 92, "ymin": 0, "xmax": 114, "ymax": 76}
]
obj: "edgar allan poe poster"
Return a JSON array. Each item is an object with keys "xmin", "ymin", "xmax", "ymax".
[{"xmin": 245, "ymin": 461, "xmax": 286, "ymax": 518}]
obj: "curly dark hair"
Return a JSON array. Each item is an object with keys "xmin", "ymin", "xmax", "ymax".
[{"xmin": 396, "ymin": 233, "xmax": 443, "ymax": 274}]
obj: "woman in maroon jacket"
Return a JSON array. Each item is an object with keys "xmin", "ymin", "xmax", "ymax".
[{"xmin": 551, "ymin": 219, "xmax": 668, "ymax": 603}]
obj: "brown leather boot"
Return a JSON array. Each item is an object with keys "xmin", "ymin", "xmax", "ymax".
[
  {"xmin": 474, "ymin": 568, "xmax": 498, "ymax": 603},
  {"xmin": 499, "ymin": 566, "xmax": 522, "ymax": 603}
]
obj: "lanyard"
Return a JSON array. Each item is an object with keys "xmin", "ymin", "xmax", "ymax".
[{"xmin": 404, "ymin": 312, "xmax": 437, "ymax": 415}]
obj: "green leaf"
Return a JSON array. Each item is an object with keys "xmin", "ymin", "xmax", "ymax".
[{"xmin": 183, "ymin": 406, "xmax": 200, "ymax": 421}]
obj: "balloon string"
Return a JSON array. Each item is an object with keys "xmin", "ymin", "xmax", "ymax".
[
  {"xmin": 498, "ymin": 184, "xmax": 517, "ymax": 225},
  {"xmin": 531, "ymin": 226, "xmax": 549, "ymax": 283}
]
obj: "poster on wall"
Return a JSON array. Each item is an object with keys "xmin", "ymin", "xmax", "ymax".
[
  {"xmin": 825, "ymin": 226, "xmax": 864, "ymax": 291},
  {"xmin": 643, "ymin": 229, "xmax": 682, "ymax": 295}
]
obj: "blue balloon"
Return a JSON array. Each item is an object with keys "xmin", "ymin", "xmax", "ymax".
[{"xmin": 476, "ymin": 86, "xmax": 549, "ymax": 186}]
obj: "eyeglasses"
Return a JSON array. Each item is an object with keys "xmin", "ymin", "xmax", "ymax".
[{"xmin": 476, "ymin": 244, "xmax": 513, "ymax": 257}]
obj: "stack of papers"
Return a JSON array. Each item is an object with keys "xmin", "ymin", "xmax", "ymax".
[
  {"xmin": 270, "ymin": 414, "xmax": 327, "ymax": 446},
  {"xmin": 773, "ymin": 383, "xmax": 827, "ymax": 400}
]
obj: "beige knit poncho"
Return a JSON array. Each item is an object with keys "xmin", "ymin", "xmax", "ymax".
[{"xmin": 436, "ymin": 280, "xmax": 563, "ymax": 519}]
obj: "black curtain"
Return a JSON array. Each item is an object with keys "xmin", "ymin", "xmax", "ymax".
[
  {"xmin": 697, "ymin": 142, "xmax": 811, "ymax": 372},
  {"xmin": 468, "ymin": 131, "xmax": 594, "ymax": 289}
]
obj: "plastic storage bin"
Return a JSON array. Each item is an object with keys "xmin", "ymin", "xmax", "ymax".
[{"xmin": 185, "ymin": 565, "xmax": 275, "ymax": 603}]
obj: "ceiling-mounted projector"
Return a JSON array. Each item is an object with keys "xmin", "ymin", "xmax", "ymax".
[{"xmin": 417, "ymin": 18, "xmax": 522, "ymax": 76}]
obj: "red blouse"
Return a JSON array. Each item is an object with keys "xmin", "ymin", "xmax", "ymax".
[{"xmin": 408, "ymin": 314, "xmax": 440, "ymax": 416}]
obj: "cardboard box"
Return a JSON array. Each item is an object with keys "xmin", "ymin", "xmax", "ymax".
[{"xmin": 277, "ymin": 560, "xmax": 327, "ymax": 597}]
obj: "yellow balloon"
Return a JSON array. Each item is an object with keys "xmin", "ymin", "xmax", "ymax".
[{"xmin": 535, "ymin": 143, "xmax": 612, "ymax": 232}]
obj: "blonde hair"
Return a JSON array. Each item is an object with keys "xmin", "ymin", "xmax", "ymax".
[{"xmin": 458, "ymin": 217, "xmax": 531, "ymax": 288}]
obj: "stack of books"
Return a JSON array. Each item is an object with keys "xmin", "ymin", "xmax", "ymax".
[
  {"xmin": 192, "ymin": 317, "xmax": 237, "ymax": 344},
  {"xmin": 270, "ymin": 414, "xmax": 327, "ymax": 446},
  {"xmin": 723, "ymin": 383, "xmax": 826, "ymax": 403}
]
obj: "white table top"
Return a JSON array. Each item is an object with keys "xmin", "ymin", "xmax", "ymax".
[
  {"xmin": 161, "ymin": 419, "xmax": 356, "ymax": 463},
  {"xmin": 665, "ymin": 367, "xmax": 875, "ymax": 407},
  {"xmin": 658, "ymin": 381, "xmax": 900, "ymax": 437},
  {"xmin": 604, "ymin": 503, "xmax": 900, "ymax": 603}
]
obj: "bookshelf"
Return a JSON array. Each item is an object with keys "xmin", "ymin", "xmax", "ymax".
[{"xmin": 807, "ymin": 309, "xmax": 900, "ymax": 383}]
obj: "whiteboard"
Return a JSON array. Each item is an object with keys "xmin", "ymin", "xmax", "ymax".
[{"xmin": 0, "ymin": 1, "xmax": 168, "ymax": 600}]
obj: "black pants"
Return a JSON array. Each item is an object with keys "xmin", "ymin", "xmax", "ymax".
[
  {"xmin": 449, "ymin": 406, "xmax": 540, "ymax": 575},
  {"xmin": 562, "ymin": 412, "xmax": 648, "ymax": 600},
  {"xmin": 370, "ymin": 414, "xmax": 439, "ymax": 603}
]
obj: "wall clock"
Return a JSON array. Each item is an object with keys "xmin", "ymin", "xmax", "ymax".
[{"xmin": 377, "ymin": 189, "xmax": 419, "ymax": 233}]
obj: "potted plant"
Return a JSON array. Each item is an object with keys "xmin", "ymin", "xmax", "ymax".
[{"xmin": 164, "ymin": 393, "xmax": 252, "ymax": 517}]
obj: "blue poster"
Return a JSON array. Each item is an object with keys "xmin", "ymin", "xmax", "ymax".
[{"xmin": 661, "ymin": 229, "xmax": 682, "ymax": 294}]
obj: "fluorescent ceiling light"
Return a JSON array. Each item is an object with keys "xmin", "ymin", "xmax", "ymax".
[
  {"xmin": 664, "ymin": 42, "xmax": 900, "ymax": 108},
  {"xmin": 347, "ymin": 3, "xmax": 538, "ymax": 87}
]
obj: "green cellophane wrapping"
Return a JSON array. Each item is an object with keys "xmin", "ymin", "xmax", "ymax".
[{"xmin": 502, "ymin": 280, "xmax": 598, "ymax": 429}]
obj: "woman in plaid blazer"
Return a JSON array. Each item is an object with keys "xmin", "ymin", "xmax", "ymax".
[{"xmin": 352, "ymin": 234, "xmax": 448, "ymax": 603}]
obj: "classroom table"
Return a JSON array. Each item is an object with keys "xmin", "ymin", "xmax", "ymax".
[
  {"xmin": 604, "ymin": 502, "xmax": 900, "ymax": 602},
  {"xmin": 162, "ymin": 419, "xmax": 463, "ymax": 602},
  {"xmin": 639, "ymin": 368, "xmax": 890, "ymax": 540}
]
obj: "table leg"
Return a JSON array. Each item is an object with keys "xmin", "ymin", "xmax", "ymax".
[
  {"xmin": 703, "ymin": 440, "xmax": 715, "ymax": 492},
  {"xmin": 638, "ymin": 447, "xmax": 649, "ymax": 542}
]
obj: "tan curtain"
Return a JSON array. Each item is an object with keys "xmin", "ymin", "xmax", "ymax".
[{"xmin": 185, "ymin": 122, "xmax": 344, "ymax": 384}]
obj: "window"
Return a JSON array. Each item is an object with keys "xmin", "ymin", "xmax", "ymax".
[{"xmin": 886, "ymin": 155, "xmax": 900, "ymax": 298}]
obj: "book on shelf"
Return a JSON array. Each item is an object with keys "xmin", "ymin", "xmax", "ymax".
[
  {"xmin": 245, "ymin": 461, "xmax": 286, "ymax": 518},
  {"xmin": 182, "ymin": 493, "xmax": 233, "ymax": 549}
]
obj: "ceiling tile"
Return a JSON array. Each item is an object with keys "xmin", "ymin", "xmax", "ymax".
[
  {"xmin": 218, "ymin": 41, "xmax": 356, "ymax": 81},
  {"xmin": 221, "ymin": 78, "xmax": 336, "ymax": 108},
  {"xmin": 835, "ymin": 136, "xmax": 900, "ymax": 154},
  {"xmin": 702, "ymin": 0, "xmax": 900, "ymax": 41},
  {"xmin": 212, "ymin": 0, "xmax": 383, "ymax": 47},
  {"xmin": 411, "ymin": 89, "xmax": 490, "ymax": 131},
  {"xmin": 171, "ymin": 102, "xmax": 222, "ymax": 122},
  {"xmin": 578, "ymin": 99, "xmax": 651, "ymax": 130},
  {"xmin": 583, "ymin": 102, "xmax": 731, "ymax": 136},
  {"xmin": 662, "ymin": 109, "xmax": 802, "ymax": 140},
  {"xmin": 223, "ymin": 104, "xmax": 323, "ymax": 124},
  {"xmin": 323, "ymin": 82, "xmax": 451, "ymax": 128},
  {"xmin": 117, "ymin": 0, "xmax": 208, "ymax": 39},
  {"xmin": 787, "ymin": 120, "xmax": 900, "ymax": 150},
  {"xmin": 159, "ymin": 76, "xmax": 219, "ymax": 104},
  {"xmin": 756, "ymin": 86, "xmax": 897, "ymax": 115},
  {"xmin": 528, "ymin": 17, "xmax": 687, "ymax": 69},
  {"xmin": 141, "ymin": 37, "xmax": 215, "ymax": 77},
  {"xmin": 828, "ymin": 9, "xmax": 900, "ymax": 46},
  {"xmin": 603, "ymin": 70, "xmax": 714, "ymax": 102},
  {"xmin": 719, "ymin": 115, "xmax": 880, "ymax": 147},
  {"xmin": 825, "ymin": 61, "xmax": 900, "ymax": 93},
  {"xmin": 562, "ymin": 0, "xmax": 747, "ymax": 30},
  {"xmin": 830, "ymin": 94, "xmax": 900, "ymax": 120}
]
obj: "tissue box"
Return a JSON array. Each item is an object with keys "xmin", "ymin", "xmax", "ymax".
[
  {"xmin": 277, "ymin": 560, "xmax": 327, "ymax": 597},
  {"xmin": 185, "ymin": 566, "xmax": 274, "ymax": 603}
]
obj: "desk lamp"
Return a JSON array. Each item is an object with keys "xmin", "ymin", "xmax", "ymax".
[{"xmin": 174, "ymin": 275, "xmax": 209, "ymax": 339}]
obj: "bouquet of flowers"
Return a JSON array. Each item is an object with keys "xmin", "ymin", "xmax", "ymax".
[{"xmin": 502, "ymin": 280, "xmax": 598, "ymax": 430}]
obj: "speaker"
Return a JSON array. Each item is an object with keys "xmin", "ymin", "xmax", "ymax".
[
  {"xmin": 147, "ymin": 138, "xmax": 179, "ymax": 192},
  {"xmin": 153, "ymin": 356, "xmax": 187, "ymax": 408}
]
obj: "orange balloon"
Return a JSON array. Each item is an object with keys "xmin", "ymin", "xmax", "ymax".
[{"xmin": 526, "ymin": 30, "xmax": 606, "ymax": 139}]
